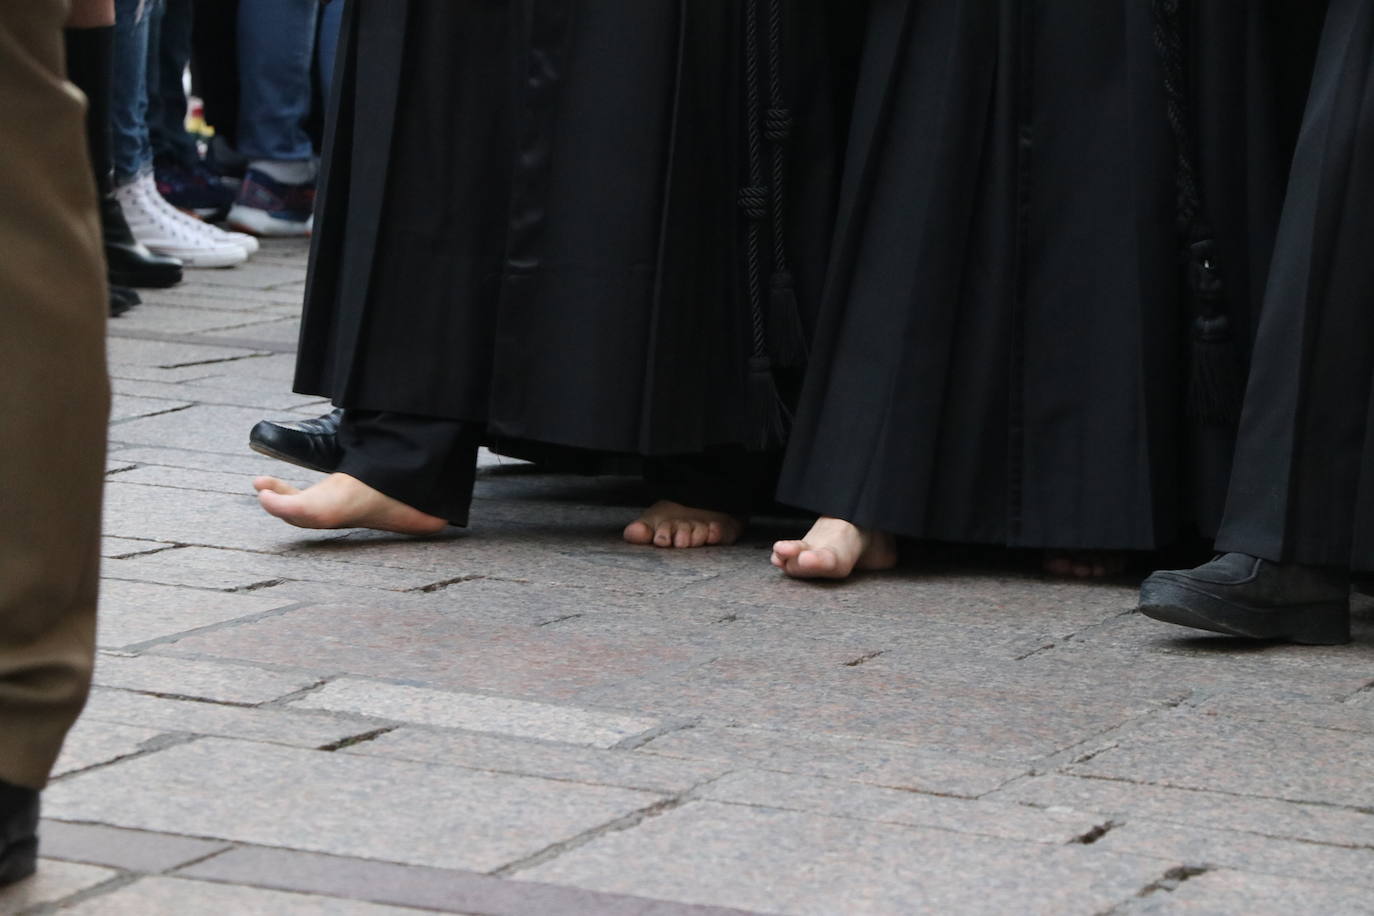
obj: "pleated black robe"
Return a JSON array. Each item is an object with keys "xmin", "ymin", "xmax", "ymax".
[
  {"xmin": 1216, "ymin": 0, "xmax": 1374, "ymax": 571},
  {"xmin": 776, "ymin": 0, "xmax": 1320, "ymax": 552},
  {"xmin": 295, "ymin": 0, "xmax": 859, "ymax": 458}
]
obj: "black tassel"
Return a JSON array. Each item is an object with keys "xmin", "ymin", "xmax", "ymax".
[
  {"xmin": 1184, "ymin": 238, "xmax": 1244, "ymax": 426},
  {"xmin": 747, "ymin": 356, "xmax": 791, "ymax": 451},
  {"xmin": 1187, "ymin": 314, "xmax": 1245, "ymax": 427},
  {"xmin": 767, "ymin": 272, "xmax": 808, "ymax": 369}
]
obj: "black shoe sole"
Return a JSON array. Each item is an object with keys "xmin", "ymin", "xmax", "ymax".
[
  {"xmin": 1139, "ymin": 577, "xmax": 1350, "ymax": 645},
  {"xmin": 109, "ymin": 268, "xmax": 183, "ymax": 289},
  {"xmin": 249, "ymin": 439, "xmax": 334, "ymax": 475},
  {"xmin": 0, "ymin": 836, "xmax": 37, "ymax": 887}
]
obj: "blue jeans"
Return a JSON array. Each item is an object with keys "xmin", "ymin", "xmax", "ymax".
[
  {"xmin": 111, "ymin": 0, "xmax": 160, "ymax": 184},
  {"xmin": 146, "ymin": 0, "xmax": 199, "ymax": 168},
  {"xmin": 317, "ymin": 0, "xmax": 344, "ymax": 96},
  {"xmin": 237, "ymin": 0, "xmax": 319, "ymax": 163}
]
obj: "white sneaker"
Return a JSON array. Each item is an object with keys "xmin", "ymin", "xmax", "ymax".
[
  {"xmin": 135, "ymin": 174, "xmax": 259, "ymax": 256},
  {"xmin": 115, "ymin": 177, "xmax": 248, "ymax": 269}
]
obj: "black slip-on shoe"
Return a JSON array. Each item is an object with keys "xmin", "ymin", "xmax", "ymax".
[
  {"xmin": 0, "ymin": 781, "xmax": 39, "ymax": 887},
  {"xmin": 1139, "ymin": 552, "xmax": 1351, "ymax": 645},
  {"xmin": 249, "ymin": 408, "xmax": 344, "ymax": 474}
]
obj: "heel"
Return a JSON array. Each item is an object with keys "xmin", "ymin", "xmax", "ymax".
[{"xmin": 1288, "ymin": 603, "xmax": 1352, "ymax": 646}]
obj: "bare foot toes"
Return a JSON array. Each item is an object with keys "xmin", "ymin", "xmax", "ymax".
[
  {"xmin": 773, "ymin": 518, "xmax": 897, "ymax": 581},
  {"xmin": 624, "ymin": 500, "xmax": 745, "ymax": 549},
  {"xmin": 257, "ymin": 472, "xmax": 448, "ymax": 536}
]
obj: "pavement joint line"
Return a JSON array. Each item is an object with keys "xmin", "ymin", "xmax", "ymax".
[
  {"xmin": 534, "ymin": 613, "xmax": 584, "ymax": 627},
  {"xmin": 1341, "ymin": 678, "xmax": 1374, "ymax": 702},
  {"xmin": 406, "ymin": 574, "xmax": 487, "ymax": 594},
  {"xmin": 48, "ymin": 733, "xmax": 203, "ymax": 784},
  {"xmin": 612, "ymin": 718, "xmax": 701, "ymax": 752},
  {"xmin": 1066, "ymin": 771, "xmax": 1374, "ymax": 818},
  {"xmin": 93, "ymin": 685, "xmax": 261, "ymax": 710},
  {"xmin": 112, "ymin": 600, "xmax": 317, "ymax": 654},
  {"xmin": 107, "ymin": 403, "xmax": 197, "ymax": 427},
  {"xmin": 489, "ymin": 795, "xmax": 687, "ymax": 878},
  {"xmin": 260, "ymin": 676, "xmax": 337, "ymax": 708},
  {"xmin": 19, "ymin": 870, "xmax": 145, "ymax": 916},
  {"xmin": 156, "ymin": 352, "xmax": 274, "ymax": 370},
  {"xmin": 107, "ymin": 326, "xmax": 297, "ymax": 354},
  {"xmin": 840, "ymin": 649, "xmax": 886, "ymax": 667},
  {"xmin": 104, "ymin": 542, "xmax": 186, "ymax": 560},
  {"xmin": 1069, "ymin": 819, "xmax": 1123, "ymax": 845},
  {"xmin": 316, "ymin": 726, "xmax": 399, "ymax": 752}
]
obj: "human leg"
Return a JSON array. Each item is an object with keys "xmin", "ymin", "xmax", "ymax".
[
  {"xmin": 256, "ymin": 410, "xmax": 482, "ymax": 534},
  {"xmin": 0, "ymin": 0, "xmax": 109, "ymax": 878}
]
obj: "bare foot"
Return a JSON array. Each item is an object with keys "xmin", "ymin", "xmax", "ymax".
[
  {"xmin": 622, "ymin": 500, "xmax": 746, "ymax": 549},
  {"xmin": 1043, "ymin": 550, "xmax": 1128, "ymax": 579},
  {"xmin": 254, "ymin": 473, "xmax": 448, "ymax": 535},
  {"xmin": 771, "ymin": 516, "xmax": 897, "ymax": 580}
]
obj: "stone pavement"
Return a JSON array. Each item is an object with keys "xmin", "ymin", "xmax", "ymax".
[{"xmin": 6, "ymin": 239, "xmax": 1374, "ymax": 915}]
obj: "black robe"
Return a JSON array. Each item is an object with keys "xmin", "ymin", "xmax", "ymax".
[
  {"xmin": 295, "ymin": 0, "xmax": 859, "ymax": 458},
  {"xmin": 1216, "ymin": 0, "xmax": 1374, "ymax": 571},
  {"xmin": 775, "ymin": 0, "xmax": 1320, "ymax": 552}
]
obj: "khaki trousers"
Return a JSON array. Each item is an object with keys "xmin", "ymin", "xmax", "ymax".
[{"xmin": 0, "ymin": 0, "xmax": 109, "ymax": 789}]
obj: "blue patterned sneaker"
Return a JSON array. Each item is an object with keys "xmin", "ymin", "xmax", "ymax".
[
  {"xmin": 226, "ymin": 168, "xmax": 315, "ymax": 237},
  {"xmin": 155, "ymin": 156, "xmax": 236, "ymax": 221}
]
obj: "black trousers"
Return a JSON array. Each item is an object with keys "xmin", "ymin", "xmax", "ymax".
[
  {"xmin": 336, "ymin": 411, "xmax": 483, "ymax": 525},
  {"xmin": 1215, "ymin": 0, "xmax": 1374, "ymax": 571},
  {"xmin": 336, "ymin": 412, "xmax": 772, "ymax": 525}
]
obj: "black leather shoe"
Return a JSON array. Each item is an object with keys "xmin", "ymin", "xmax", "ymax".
[
  {"xmin": 1139, "ymin": 553, "xmax": 1351, "ymax": 645},
  {"xmin": 109, "ymin": 284, "xmax": 140, "ymax": 317},
  {"xmin": 249, "ymin": 408, "xmax": 344, "ymax": 474},
  {"xmin": 101, "ymin": 194, "xmax": 184, "ymax": 289},
  {"xmin": 0, "ymin": 780, "xmax": 39, "ymax": 887}
]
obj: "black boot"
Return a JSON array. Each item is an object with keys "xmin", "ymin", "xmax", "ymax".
[
  {"xmin": 249, "ymin": 409, "xmax": 344, "ymax": 473},
  {"xmin": 1139, "ymin": 553, "xmax": 1351, "ymax": 645},
  {"xmin": 65, "ymin": 25, "xmax": 184, "ymax": 289},
  {"xmin": 0, "ymin": 780, "xmax": 39, "ymax": 888}
]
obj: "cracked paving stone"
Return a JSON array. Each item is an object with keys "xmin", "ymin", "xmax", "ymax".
[
  {"xmin": 520, "ymin": 800, "xmax": 1165, "ymax": 915},
  {"xmin": 989, "ymin": 773, "xmax": 1374, "ymax": 850},
  {"xmin": 1068, "ymin": 709, "xmax": 1374, "ymax": 808},
  {"xmin": 50, "ymin": 718, "xmax": 166, "ymax": 778},
  {"xmin": 1132, "ymin": 868, "xmax": 1374, "ymax": 914},
  {"xmin": 95, "ymin": 579, "xmax": 299, "ymax": 649},
  {"xmin": 1092, "ymin": 821, "xmax": 1374, "ymax": 891},
  {"xmin": 93, "ymin": 651, "xmax": 324, "ymax": 705},
  {"xmin": 105, "ymin": 544, "xmax": 442, "ymax": 593},
  {"xmin": 79, "ymin": 687, "xmax": 377, "ymax": 748},
  {"xmin": 42, "ymin": 738, "xmax": 664, "ymax": 873},
  {"xmin": 699, "ymin": 770, "xmax": 1105, "ymax": 845}
]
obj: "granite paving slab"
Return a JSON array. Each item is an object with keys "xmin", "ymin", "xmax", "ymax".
[
  {"xmin": 988, "ymin": 773, "xmax": 1374, "ymax": 849},
  {"xmin": 39, "ymin": 821, "xmax": 232, "ymax": 874},
  {"xmin": 1068, "ymin": 708, "xmax": 1374, "ymax": 808},
  {"xmin": 95, "ymin": 578, "xmax": 300, "ymax": 649},
  {"xmin": 698, "ymin": 770, "xmax": 1104, "ymax": 844},
  {"xmin": 637, "ymin": 725, "xmax": 1027, "ymax": 798},
  {"xmin": 50, "ymin": 718, "xmax": 166, "ymax": 778},
  {"xmin": 62, "ymin": 876, "xmax": 430, "ymax": 915},
  {"xmin": 341, "ymin": 727, "xmax": 727, "ymax": 794},
  {"xmin": 289, "ymin": 678, "xmax": 661, "ymax": 748},
  {"xmin": 0, "ymin": 861, "xmax": 120, "ymax": 912},
  {"xmin": 43, "ymin": 738, "xmax": 664, "ymax": 873},
  {"xmin": 93, "ymin": 651, "xmax": 324, "ymax": 705},
  {"xmin": 1093, "ymin": 821, "xmax": 1374, "ymax": 890},
  {"xmin": 1132, "ymin": 868, "xmax": 1374, "ymax": 914},
  {"xmin": 521, "ymin": 800, "xmax": 1169, "ymax": 915},
  {"xmin": 104, "ymin": 543, "xmax": 442, "ymax": 592},
  {"xmin": 78, "ymin": 688, "xmax": 377, "ymax": 749},
  {"xmin": 179, "ymin": 846, "xmax": 761, "ymax": 916}
]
